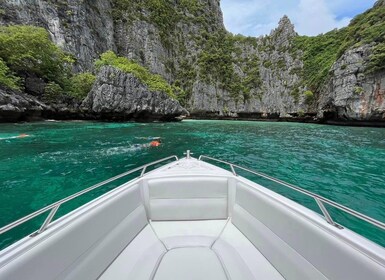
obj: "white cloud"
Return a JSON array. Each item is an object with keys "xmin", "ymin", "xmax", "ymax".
[
  {"xmin": 220, "ymin": 0, "xmax": 376, "ymax": 37},
  {"xmin": 292, "ymin": 0, "xmax": 352, "ymax": 35}
]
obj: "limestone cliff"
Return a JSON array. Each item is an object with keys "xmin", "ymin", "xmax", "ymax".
[
  {"xmin": 318, "ymin": 45, "xmax": 385, "ymax": 122},
  {"xmin": 0, "ymin": 0, "xmax": 384, "ymax": 124}
]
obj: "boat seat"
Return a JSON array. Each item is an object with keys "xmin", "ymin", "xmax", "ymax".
[
  {"xmin": 150, "ymin": 220, "xmax": 227, "ymax": 249},
  {"xmin": 145, "ymin": 177, "xmax": 229, "ymax": 221},
  {"xmin": 213, "ymin": 223, "xmax": 284, "ymax": 280},
  {"xmin": 154, "ymin": 247, "xmax": 227, "ymax": 280},
  {"xmin": 100, "ymin": 220, "xmax": 284, "ymax": 280},
  {"xmin": 99, "ymin": 225, "xmax": 166, "ymax": 280}
]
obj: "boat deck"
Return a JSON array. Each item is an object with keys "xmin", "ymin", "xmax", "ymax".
[{"xmin": 100, "ymin": 220, "xmax": 284, "ymax": 280}]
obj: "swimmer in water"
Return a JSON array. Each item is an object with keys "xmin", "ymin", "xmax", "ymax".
[
  {"xmin": 17, "ymin": 134, "xmax": 29, "ymax": 138},
  {"xmin": 149, "ymin": 137, "xmax": 162, "ymax": 147},
  {"xmin": 133, "ymin": 137, "xmax": 162, "ymax": 149},
  {"xmin": 0, "ymin": 134, "xmax": 30, "ymax": 140}
]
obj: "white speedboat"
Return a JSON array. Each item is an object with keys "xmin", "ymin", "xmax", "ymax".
[{"xmin": 0, "ymin": 151, "xmax": 384, "ymax": 280}]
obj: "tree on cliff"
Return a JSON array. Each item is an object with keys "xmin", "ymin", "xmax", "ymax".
[{"xmin": 0, "ymin": 25, "xmax": 74, "ymax": 87}]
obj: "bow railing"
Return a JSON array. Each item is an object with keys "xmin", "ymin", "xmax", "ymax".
[
  {"xmin": 199, "ymin": 155, "xmax": 385, "ymax": 231},
  {"xmin": 0, "ymin": 155, "xmax": 179, "ymax": 237}
]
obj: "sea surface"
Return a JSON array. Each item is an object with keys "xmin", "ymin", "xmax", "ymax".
[{"xmin": 0, "ymin": 120, "xmax": 384, "ymax": 249}]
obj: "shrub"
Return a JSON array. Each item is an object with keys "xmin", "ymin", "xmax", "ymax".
[
  {"xmin": 70, "ymin": 72, "xmax": 96, "ymax": 99},
  {"xmin": 367, "ymin": 43, "xmax": 385, "ymax": 73},
  {"xmin": 290, "ymin": 87, "xmax": 300, "ymax": 103},
  {"xmin": 298, "ymin": 110, "xmax": 305, "ymax": 117},
  {"xmin": 304, "ymin": 90, "xmax": 314, "ymax": 104},
  {"xmin": 0, "ymin": 59, "xmax": 20, "ymax": 90},
  {"xmin": 0, "ymin": 25, "xmax": 74, "ymax": 86},
  {"xmin": 263, "ymin": 60, "xmax": 273, "ymax": 68},
  {"xmin": 353, "ymin": 86, "xmax": 364, "ymax": 95},
  {"xmin": 95, "ymin": 51, "xmax": 176, "ymax": 99},
  {"xmin": 44, "ymin": 82, "xmax": 64, "ymax": 102}
]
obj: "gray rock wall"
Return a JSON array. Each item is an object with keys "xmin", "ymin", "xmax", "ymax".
[
  {"xmin": 82, "ymin": 66, "xmax": 188, "ymax": 121},
  {"xmin": 318, "ymin": 45, "xmax": 385, "ymax": 121},
  {"xmin": 0, "ymin": 86, "xmax": 49, "ymax": 122}
]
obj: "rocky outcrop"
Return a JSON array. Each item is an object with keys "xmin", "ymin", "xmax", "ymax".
[
  {"xmin": 318, "ymin": 45, "xmax": 385, "ymax": 122},
  {"xmin": 0, "ymin": 85, "xmax": 49, "ymax": 122},
  {"xmin": 82, "ymin": 66, "xmax": 188, "ymax": 121},
  {"xmin": 0, "ymin": 85, "xmax": 86, "ymax": 121}
]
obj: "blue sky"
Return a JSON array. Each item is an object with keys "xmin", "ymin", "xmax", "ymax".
[{"xmin": 220, "ymin": 0, "xmax": 377, "ymax": 36}]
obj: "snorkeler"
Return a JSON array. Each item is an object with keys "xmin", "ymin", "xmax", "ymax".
[
  {"xmin": 132, "ymin": 137, "xmax": 162, "ymax": 149},
  {"xmin": 150, "ymin": 137, "xmax": 162, "ymax": 147}
]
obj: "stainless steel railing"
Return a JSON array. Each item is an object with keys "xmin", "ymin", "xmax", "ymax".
[
  {"xmin": 199, "ymin": 155, "xmax": 385, "ymax": 231},
  {"xmin": 0, "ymin": 155, "xmax": 179, "ymax": 237}
]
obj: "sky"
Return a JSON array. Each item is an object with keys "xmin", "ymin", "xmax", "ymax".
[{"xmin": 220, "ymin": 0, "xmax": 377, "ymax": 37}]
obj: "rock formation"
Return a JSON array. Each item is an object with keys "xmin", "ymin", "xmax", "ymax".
[
  {"xmin": 318, "ymin": 45, "xmax": 385, "ymax": 122},
  {"xmin": 82, "ymin": 66, "xmax": 188, "ymax": 121},
  {"xmin": 0, "ymin": 85, "xmax": 48, "ymax": 122}
]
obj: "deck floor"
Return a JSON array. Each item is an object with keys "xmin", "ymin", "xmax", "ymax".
[{"xmin": 100, "ymin": 220, "xmax": 284, "ymax": 280}]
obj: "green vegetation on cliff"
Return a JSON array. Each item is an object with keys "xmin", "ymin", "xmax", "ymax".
[
  {"xmin": 340, "ymin": 3, "xmax": 385, "ymax": 56},
  {"xmin": 198, "ymin": 31, "xmax": 262, "ymax": 100},
  {"xmin": 198, "ymin": 32, "xmax": 236, "ymax": 92},
  {"xmin": 95, "ymin": 51, "xmax": 178, "ymax": 99},
  {"xmin": 111, "ymin": 0, "xmax": 212, "ymax": 46},
  {"xmin": 293, "ymin": 30, "xmax": 343, "ymax": 91},
  {"xmin": 368, "ymin": 43, "xmax": 385, "ymax": 73},
  {"xmin": 70, "ymin": 73, "xmax": 96, "ymax": 99},
  {"xmin": 293, "ymin": 3, "xmax": 385, "ymax": 91},
  {"xmin": 0, "ymin": 25, "xmax": 96, "ymax": 100},
  {"xmin": 0, "ymin": 59, "xmax": 20, "ymax": 90},
  {"xmin": 0, "ymin": 25, "xmax": 73, "ymax": 87},
  {"xmin": 304, "ymin": 90, "xmax": 314, "ymax": 104}
]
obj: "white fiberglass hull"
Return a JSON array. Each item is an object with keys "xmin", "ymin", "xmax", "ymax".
[{"xmin": 0, "ymin": 157, "xmax": 384, "ymax": 280}]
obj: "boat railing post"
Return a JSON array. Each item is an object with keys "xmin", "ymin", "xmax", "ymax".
[
  {"xmin": 31, "ymin": 204, "xmax": 61, "ymax": 236},
  {"xmin": 140, "ymin": 166, "xmax": 147, "ymax": 177},
  {"xmin": 314, "ymin": 197, "xmax": 341, "ymax": 228},
  {"xmin": 230, "ymin": 164, "xmax": 237, "ymax": 176}
]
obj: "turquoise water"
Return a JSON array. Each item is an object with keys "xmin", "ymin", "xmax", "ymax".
[{"xmin": 0, "ymin": 120, "xmax": 384, "ymax": 249}]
